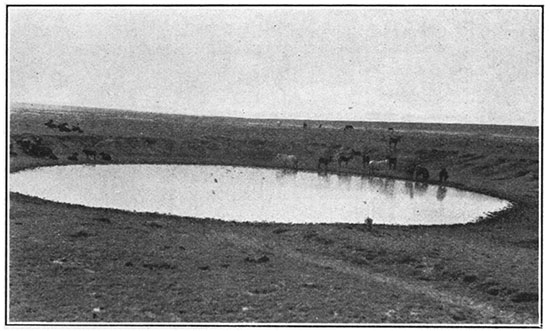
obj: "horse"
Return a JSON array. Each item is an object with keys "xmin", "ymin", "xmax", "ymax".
[
  {"xmin": 336, "ymin": 149, "xmax": 361, "ymax": 168},
  {"xmin": 275, "ymin": 153, "xmax": 298, "ymax": 169},
  {"xmin": 439, "ymin": 168, "xmax": 449, "ymax": 182},
  {"xmin": 389, "ymin": 135, "xmax": 403, "ymax": 149},
  {"xmin": 368, "ymin": 159, "xmax": 389, "ymax": 174}
]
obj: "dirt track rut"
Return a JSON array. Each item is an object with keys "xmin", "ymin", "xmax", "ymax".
[{"xmin": 215, "ymin": 231, "xmax": 537, "ymax": 325}]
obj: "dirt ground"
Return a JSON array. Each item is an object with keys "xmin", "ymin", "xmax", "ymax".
[{"xmin": 8, "ymin": 105, "xmax": 540, "ymax": 324}]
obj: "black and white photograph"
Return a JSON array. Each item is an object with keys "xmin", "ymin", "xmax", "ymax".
[{"xmin": 6, "ymin": 5, "xmax": 542, "ymax": 326}]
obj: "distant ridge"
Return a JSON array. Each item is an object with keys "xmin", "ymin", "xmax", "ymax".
[{"xmin": 10, "ymin": 102, "xmax": 539, "ymax": 135}]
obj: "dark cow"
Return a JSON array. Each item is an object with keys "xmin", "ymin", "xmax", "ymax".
[
  {"xmin": 344, "ymin": 125, "xmax": 354, "ymax": 131},
  {"xmin": 317, "ymin": 155, "xmax": 332, "ymax": 170},
  {"xmin": 336, "ymin": 149, "xmax": 361, "ymax": 168},
  {"xmin": 439, "ymin": 168, "xmax": 449, "ymax": 182},
  {"xmin": 44, "ymin": 119, "xmax": 57, "ymax": 129},
  {"xmin": 68, "ymin": 152, "xmax": 78, "ymax": 161},
  {"xmin": 388, "ymin": 157, "xmax": 398, "ymax": 170},
  {"xmin": 415, "ymin": 166, "xmax": 430, "ymax": 181},
  {"xmin": 9, "ymin": 145, "xmax": 16, "ymax": 156},
  {"xmin": 71, "ymin": 125, "xmax": 83, "ymax": 133},
  {"xmin": 303, "ymin": 122, "xmax": 308, "ymax": 129},
  {"xmin": 58, "ymin": 123, "xmax": 72, "ymax": 132},
  {"xmin": 99, "ymin": 152, "xmax": 112, "ymax": 161},
  {"xmin": 82, "ymin": 149, "xmax": 97, "ymax": 160},
  {"xmin": 31, "ymin": 145, "xmax": 57, "ymax": 159},
  {"xmin": 17, "ymin": 136, "xmax": 42, "ymax": 153}
]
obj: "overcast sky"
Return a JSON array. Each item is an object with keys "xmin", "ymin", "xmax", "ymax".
[{"xmin": 9, "ymin": 7, "xmax": 541, "ymax": 126}]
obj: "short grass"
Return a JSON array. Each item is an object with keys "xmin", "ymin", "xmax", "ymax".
[{"xmin": 8, "ymin": 104, "xmax": 539, "ymax": 324}]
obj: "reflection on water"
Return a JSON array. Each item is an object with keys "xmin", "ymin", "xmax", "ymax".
[
  {"xmin": 437, "ymin": 186, "xmax": 448, "ymax": 201},
  {"xmin": 9, "ymin": 164, "xmax": 511, "ymax": 225}
]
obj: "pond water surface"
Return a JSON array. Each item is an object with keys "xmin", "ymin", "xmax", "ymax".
[{"xmin": 10, "ymin": 164, "xmax": 511, "ymax": 225}]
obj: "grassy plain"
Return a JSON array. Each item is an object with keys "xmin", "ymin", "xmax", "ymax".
[{"xmin": 8, "ymin": 104, "xmax": 540, "ymax": 324}]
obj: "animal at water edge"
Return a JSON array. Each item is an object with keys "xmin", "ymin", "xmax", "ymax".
[
  {"xmin": 365, "ymin": 217, "xmax": 374, "ymax": 231},
  {"xmin": 388, "ymin": 157, "xmax": 397, "ymax": 170},
  {"xmin": 82, "ymin": 149, "xmax": 97, "ymax": 160},
  {"xmin": 99, "ymin": 152, "xmax": 112, "ymax": 161},
  {"xmin": 31, "ymin": 145, "xmax": 57, "ymax": 159},
  {"xmin": 317, "ymin": 155, "xmax": 332, "ymax": 170},
  {"xmin": 275, "ymin": 153, "xmax": 298, "ymax": 169},
  {"xmin": 362, "ymin": 154, "xmax": 371, "ymax": 169},
  {"xmin": 368, "ymin": 159, "xmax": 389, "ymax": 174},
  {"xmin": 68, "ymin": 153, "xmax": 78, "ymax": 161},
  {"xmin": 344, "ymin": 125, "xmax": 354, "ymax": 131},
  {"xmin": 415, "ymin": 166, "xmax": 430, "ymax": 181},
  {"xmin": 336, "ymin": 149, "xmax": 361, "ymax": 168},
  {"xmin": 439, "ymin": 168, "xmax": 449, "ymax": 182}
]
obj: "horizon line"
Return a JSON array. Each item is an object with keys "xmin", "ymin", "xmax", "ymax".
[{"xmin": 9, "ymin": 101, "xmax": 540, "ymax": 128}]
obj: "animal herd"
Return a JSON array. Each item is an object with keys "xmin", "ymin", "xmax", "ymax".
[
  {"xmin": 68, "ymin": 150, "xmax": 112, "ymax": 162},
  {"xmin": 18, "ymin": 116, "xmax": 450, "ymax": 183},
  {"xmin": 276, "ymin": 146, "xmax": 449, "ymax": 183},
  {"xmin": 11, "ymin": 119, "xmax": 113, "ymax": 163},
  {"xmin": 45, "ymin": 119, "xmax": 83, "ymax": 133}
]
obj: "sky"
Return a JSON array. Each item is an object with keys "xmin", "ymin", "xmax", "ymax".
[{"xmin": 9, "ymin": 7, "xmax": 541, "ymax": 126}]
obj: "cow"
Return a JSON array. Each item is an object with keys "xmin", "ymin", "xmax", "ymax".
[
  {"xmin": 439, "ymin": 168, "xmax": 449, "ymax": 182},
  {"xmin": 318, "ymin": 155, "xmax": 332, "ymax": 170},
  {"xmin": 9, "ymin": 143, "xmax": 16, "ymax": 157},
  {"xmin": 368, "ymin": 159, "xmax": 389, "ymax": 174},
  {"xmin": 275, "ymin": 153, "xmax": 298, "ymax": 169},
  {"xmin": 30, "ymin": 145, "xmax": 57, "ymax": 159},
  {"xmin": 44, "ymin": 119, "xmax": 57, "ymax": 129},
  {"xmin": 71, "ymin": 125, "xmax": 83, "ymax": 133},
  {"xmin": 415, "ymin": 166, "xmax": 430, "ymax": 181},
  {"xmin": 388, "ymin": 157, "xmax": 398, "ymax": 170},
  {"xmin": 68, "ymin": 152, "xmax": 78, "ymax": 161},
  {"xmin": 82, "ymin": 149, "xmax": 97, "ymax": 160},
  {"xmin": 336, "ymin": 149, "xmax": 361, "ymax": 168},
  {"xmin": 58, "ymin": 123, "xmax": 72, "ymax": 132},
  {"xmin": 362, "ymin": 154, "xmax": 371, "ymax": 169},
  {"xmin": 99, "ymin": 152, "xmax": 112, "ymax": 161},
  {"xmin": 344, "ymin": 125, "xmax": 354, "ymax": 131}
]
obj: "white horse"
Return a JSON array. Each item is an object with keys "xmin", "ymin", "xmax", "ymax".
[
  {"xmin": 275, "ymin": 153, "xmax": 299, "ymax": 169},
  {"xmin": 368, "ymin": 159, "xmax": 389, "ymax": 174}
]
